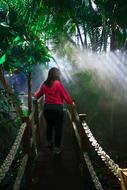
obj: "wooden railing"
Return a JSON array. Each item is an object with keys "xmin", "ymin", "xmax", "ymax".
[
  {"xmin": 1, "ymin": 100, "xmax": 127, "ymax": 190},
  {"xmin": 0, "ymin": 98, "xmax": 41, "ymax": 190},
  {"xmin": 67, "ymin": 107, "xmax": 127, "ymax": 190}
]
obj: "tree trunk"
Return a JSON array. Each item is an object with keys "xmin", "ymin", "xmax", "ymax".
[
  {"xmin": 99, "ymin": 27, "xmax": 104, "ymax": 52},
  {"xmin": 110, "ymin": 21, "xmax": 117, "ymax": 51},
  {"xmin": 0, "ymin": 67, "xmax": 23, "ymax": 120},
  {"xmin": 76, "ymin": 24, "xmax": 84, "ymax": 47},
  {"xmin": 103, "ymin": 25, "xmax": 108, "ymax": 52},
  {"xmin": 82, "ymin": 23, "xmax": 87, "ymax": 48},
  {"xmin": 64, "ymin": 33, "xmax": 77, "ymax": 47}
]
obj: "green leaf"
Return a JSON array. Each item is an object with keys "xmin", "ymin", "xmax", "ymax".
[
  {"xmin": 17, "ymin": 42, "xmax": 23, "ymax": 46},
  {"xmin": 14, "ymin": 36, "xmax": 21, "ymax": 42},
  {"xmin": 28, "ymin": 57, "xmax": 32, "ymax": 63},
  {"xmin": 0, "ymin": 54, "xmax": 6, "ymax": 65}
]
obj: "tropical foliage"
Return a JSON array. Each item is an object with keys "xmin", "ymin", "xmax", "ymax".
[
  {"xmin": 0, "ymin": 0, "xmax": 52, "ymax": 118},
  {"xmin": 41, "ymin": 0, "xmax": 127, "ymax": 52}
]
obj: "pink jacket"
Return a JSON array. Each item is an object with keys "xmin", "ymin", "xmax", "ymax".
[{"xmin": 34, "ymin": 80, "xmax": 73, "ymax": 105}]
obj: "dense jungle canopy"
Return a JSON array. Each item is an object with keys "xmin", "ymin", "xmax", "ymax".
[{"xmin": 0, "ymin": 0, "xmax": 127, "ymax": 120}]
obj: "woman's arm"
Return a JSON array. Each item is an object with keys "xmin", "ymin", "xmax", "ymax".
[
  {"xmin": 58, "ymin": 82, "xmax": 74, "ymax": 105},
  {"xmin": 34, "ymin": 84, "xmax": 44, "ymax": 99}
]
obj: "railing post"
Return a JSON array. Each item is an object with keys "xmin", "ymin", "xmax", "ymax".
[
  {"xmin": 22, "ymin": 116, "xmax": 32, "ymax": 190},
  {"xmin": 33, "ymin": 99, "xmax": 41, "ymax": 151},
  {"xmin": 120, "ymin": 169, "xmax": 127, "ymax": 190},
  {"xmin": 79, "ymin": 113, "xmax": 87, "ymax": 152}
]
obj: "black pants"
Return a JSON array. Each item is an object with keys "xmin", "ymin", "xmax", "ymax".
[{"xmin": 43, "ymin": 109, "xmax": 64, "ymax": 148}]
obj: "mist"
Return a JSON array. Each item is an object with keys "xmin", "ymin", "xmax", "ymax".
[
  {"xmin": 53, "ymin": 49, "xmax": 127, "ymax": 105},
  {"xmin": 53, "ymin": 49, "xmax": 127, "ymax": 153}
]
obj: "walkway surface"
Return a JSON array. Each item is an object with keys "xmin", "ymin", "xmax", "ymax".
[{"xmin": 31, "ymin": 112, "xmax": 94, "ymax": 190}]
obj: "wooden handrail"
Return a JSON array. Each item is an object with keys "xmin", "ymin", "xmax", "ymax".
[
  {"xmin": 0, "ymin": 97, "xmax": 42, "ymax": 190},
  {"xmin": 28, "ymin": 106, "xmax": 35, "ymax": 122},
  {"xmin": 69, "ymin": 108, "xmax": 127, "ymax": 190},
  {"xmin": 33, "ymin": 99, "xmax": 42, "ymax": 151},
  {"xmin": 22, "ymin": 116, "xmax": 32, "ymax": 190},
  {"xmin": 67, "ymin": 108, "xmax": 88, "ymax": 182}
]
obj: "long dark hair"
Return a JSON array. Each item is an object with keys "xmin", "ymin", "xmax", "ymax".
[{"xmin": 44, "ymin": 67, "xmax": 61, "ymax": 87}]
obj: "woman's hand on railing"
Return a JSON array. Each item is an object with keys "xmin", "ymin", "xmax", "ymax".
[
  {"xmin": 31, "ymin": 93, "xmax": 37, "ymax": 101},
  {"xmin": 70, "ymin": 101, "xmax": 76, "ymax": 115},
  {"xmin": 31, "ymin": 92, "xmax": 35, "ymax": 97},
  {"xmin": 32, "ymin": 97, "xmax": 37, "ymax": 104},
  {"xmin": 71, "ymin": 101, "xmax": 76, "ymax": 108}
]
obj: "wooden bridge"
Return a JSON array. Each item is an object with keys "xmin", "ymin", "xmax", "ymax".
[{"xmin": 0, "ymin": 97, "xmax": 127, "ymax": 190}]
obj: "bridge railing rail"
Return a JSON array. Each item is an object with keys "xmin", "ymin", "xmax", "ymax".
[
  {"xmin": 0, "ymin": 98, "xmax": 41, "ymax": 190},
  {"xmin": 67, "ymin": 107, "xmax": 127, "ymax": 190}
]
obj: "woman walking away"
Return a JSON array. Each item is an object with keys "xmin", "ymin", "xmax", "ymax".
[{"xmin": 34, "ymin": 67, "xmax": 75, "ymax": 155}]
